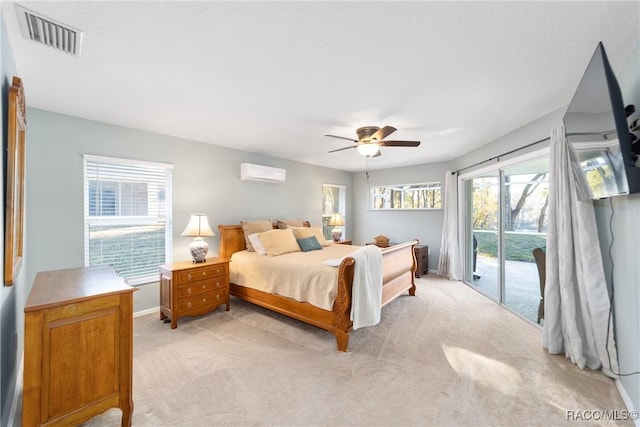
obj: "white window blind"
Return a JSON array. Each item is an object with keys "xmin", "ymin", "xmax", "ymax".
[{"xmin": 83, "ymin": 154, "xmax": 173, "ymax": 284}]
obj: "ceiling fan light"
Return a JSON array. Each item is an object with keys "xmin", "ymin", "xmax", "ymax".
[{"xmin": 357, "ymin": 144, "xmax": 380, "ymax": 157}]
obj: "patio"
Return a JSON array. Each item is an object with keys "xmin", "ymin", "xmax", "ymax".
[{"xmin": 471, "ymin": 255, "xmax": 543, "ymax": 324}]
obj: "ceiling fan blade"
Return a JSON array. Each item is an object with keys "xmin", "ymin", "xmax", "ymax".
[
  {"xmin": 380, "ymin": 140, "xmax": 421, "ymax": 147},
  {"xmin": 370, "ymin": 125, "xmax": 397, "ymax": 141},
  {"xmin": 372, "ymin": 150, "xmax": 382, "ymax": 158},
  {"xmin": 327, "ymin": 145, "xmax": 357, "ymax": 153},
  {"xmin": 325, "ymin": 134, "xmax": 358, "ymax": 143}
]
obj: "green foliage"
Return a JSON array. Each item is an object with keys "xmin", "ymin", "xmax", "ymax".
[
  {"xmin": 89, "ymin": 225, "xmax": 165, "ymax": 278},
  {"xmin": 474, "ymin": 231, "xmax": 546, "ymax": 262}
]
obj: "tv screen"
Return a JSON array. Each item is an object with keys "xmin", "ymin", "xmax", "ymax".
[{"xmin": 563, "ymin": 42, "xmax": 639, "ymax": 200}]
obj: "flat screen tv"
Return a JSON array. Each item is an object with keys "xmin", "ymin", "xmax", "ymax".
[{"xmin": 563, "ymin": 42, "xmax": 639, "ymax": 200}]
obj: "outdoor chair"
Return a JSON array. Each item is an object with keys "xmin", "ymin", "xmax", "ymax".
[{"xmin": 532, "ymin": 247, "xmax": 546, "ymax": 324}]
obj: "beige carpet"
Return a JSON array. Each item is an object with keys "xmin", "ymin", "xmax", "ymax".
[{"xmin": 81, "ymin": 276, "xmax": 629, "ymax": 426}]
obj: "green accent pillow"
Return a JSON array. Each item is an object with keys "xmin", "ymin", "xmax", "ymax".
[{"xmin": 297, "ymin": 236, "xmax": 322, "ymax": 252}]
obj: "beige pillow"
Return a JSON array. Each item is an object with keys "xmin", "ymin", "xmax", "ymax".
[
  {"xmin": 277, "ymin": 219, "xmax": 305, "ymax": 229},
  {"xmin": 257, "ymin": 229, "xmax": 301, "ymax": 256},
  {"xmin": 290, "ymin": 226, "xmax": 330, "ymax": 247},
  {"xmin": 241, "ymin": 220, "xmax": 273, "ymax": 251}
]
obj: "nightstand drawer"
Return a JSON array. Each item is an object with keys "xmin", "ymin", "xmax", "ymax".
[
  {"xmin": 178, "ymin": 278, "xmax": 228, "ymax": 298},
  {"xmin": 178, "ymin": 290, "xmax": 226, "ymax": 313},
  {"xmin": 178, "ymin": 264, "xmax": 227, "ymax": 284}
]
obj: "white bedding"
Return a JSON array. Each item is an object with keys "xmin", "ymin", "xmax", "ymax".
[{"xmin": 229, "ymin": 244, "xmax": 361, "ymax": 310}]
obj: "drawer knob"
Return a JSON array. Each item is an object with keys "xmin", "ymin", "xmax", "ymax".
[
  {"xmin": 215, "ymin": 281, "xmax": 221, "ymax": 288},
  {"xmin": 187, "ymin": 302, "xmax": 192, "ymax": 309},
  {"xmin": 203, "ymin": 284, "xmax": 206, "ymax": 289},
  {"xmin": 202, "ymin": 271, "xmax": 206, "ymax": 276},
  {"xmin": 216, "ymin": 294, "xmax": 220, "ymax": 300},
  {"xmin": 187, "ymin": 288, "xmax": 192, "ymax": 295},
  {"xmin": 216, "ymin": 268, "xmax": 221, "ymax": 274},
  {"xmin": 187, "ymin": 274, "xmax": 192, "ymax": 281},
  {"xmin": 203, "ymin": 297, "xmax": 206, "ymax": 302}
]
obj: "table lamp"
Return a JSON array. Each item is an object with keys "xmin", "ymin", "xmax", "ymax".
[
  {"xmin": 328, "ymin": 213, "xmax": 345, "ymax": 242},
  {"xmin": 181, "ymin": 213, "xmax": 215, "ymax": 263}
]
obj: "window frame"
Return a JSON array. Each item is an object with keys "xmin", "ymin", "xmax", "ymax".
[
  {"xmin": 322, "ymin": 183, "xmax": 347, "ymax": 240},
  {"xmin": 83, "ymin": 154, "xmax": 173, "ymax": 285},
  {"xmin": 369, "ymin": 181, "xmax": 442, "ymax": 210}
]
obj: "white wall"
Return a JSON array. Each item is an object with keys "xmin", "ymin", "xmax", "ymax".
[{"xmin": 594, "ymin": 39, "xmax": 640, "ymax": 415}]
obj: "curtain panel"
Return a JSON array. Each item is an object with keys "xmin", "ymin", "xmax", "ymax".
[
  {"xmin": 543, "ymin": 127, "xmax": 618, "ymax": 377},
  {"xmin": 437, "ymin": 171, "xmax": 463, "ymax": 280}
]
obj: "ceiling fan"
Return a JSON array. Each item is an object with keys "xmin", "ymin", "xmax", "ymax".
[{"xmin": 325, "ymin": 126, "xmax": 420, "ymax": 157}]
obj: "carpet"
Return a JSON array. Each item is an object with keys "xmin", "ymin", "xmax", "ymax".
[{"xmin": 82, "ymin": 276, "xmax": 629, "ymax": 426}]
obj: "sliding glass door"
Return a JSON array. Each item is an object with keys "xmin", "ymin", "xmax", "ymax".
[
  {"xmin": 466, "ymin": 174, "xmax": 500, "ymax": 301},
  {"xmin": 463, "ymin": 155, "xmax": 549, "ymax": 324}
]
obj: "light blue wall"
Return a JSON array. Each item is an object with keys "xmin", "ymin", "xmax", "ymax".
[
  {"xmin": 352, "ymin": 162, "xmax": 452, "ymax": 270},
  {"xmin": 0, "ymin": 10, "xmax": 30, "ymax": 427},
  {"xmin": 25, "ymin": 108, "xmax": 352, "ymax": 314}
]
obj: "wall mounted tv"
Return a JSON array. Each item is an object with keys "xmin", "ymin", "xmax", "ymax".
[{"xmin": 563, "ymin": 42, "xmax": 639, "ymax": 201}]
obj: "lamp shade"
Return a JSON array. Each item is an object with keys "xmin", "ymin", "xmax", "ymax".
[
  {"xmin": 327, "ymin": 213, "xmax": 345, "ymax": 226},
  {"xmin": 181, "ymin": 214, "xmax": 215, "ymax": 237}
]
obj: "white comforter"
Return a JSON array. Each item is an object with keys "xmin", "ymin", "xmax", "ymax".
[{"xmin": 229, "ymin": 244, "xmax": 361, "ymax": 311}]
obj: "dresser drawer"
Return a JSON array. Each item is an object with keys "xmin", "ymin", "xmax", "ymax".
[
  {"xmin": 178, "ymin": 277, "xmax": 228, "ymax": 298},
  {"xmin": 178, "ymin": 290, "xmax": 227, "ymax": 313},
  {"xmin": 177, "ymin": 264, "xmax": 227, "ymax": 284}
]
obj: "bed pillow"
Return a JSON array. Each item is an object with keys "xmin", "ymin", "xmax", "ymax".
[
  {"xmin": 247, "ymin": 233, "xmax": 267, "ymax": 255},
  {"xmin": 277, "ymin": 219, "xmax": 305, "ymax": 229},
  {"xmin": 258, "ymin": 228, "xmax": 301, "ymax": 256},
  {"xmin": 241, "ymin": 220, "xmax": 273, "ymax": 252},
  {"xmin": 290, "ymin": 226, "xmax": 330, "ymax": 247},
  {"xmin": 296, "ymin": 236, "xmax": 322, "ymax": 252}
]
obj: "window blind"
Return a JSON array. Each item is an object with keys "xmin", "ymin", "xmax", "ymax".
[{"xmin": 83, "ymin": 155, "xmax": 173, "ymax": 284}]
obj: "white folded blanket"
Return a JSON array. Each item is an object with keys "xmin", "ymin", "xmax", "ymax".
[{"xmin": 349, "ymin": 245, "xmax": 383, "ymax": 330}]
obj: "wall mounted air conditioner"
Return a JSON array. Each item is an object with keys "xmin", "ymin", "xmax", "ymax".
[{"xmin": 240, "ymin": 163, "xmax": 286, "ymax": 183}]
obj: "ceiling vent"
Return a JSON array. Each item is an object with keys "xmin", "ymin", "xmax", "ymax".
[{"xmin": 15, "ymin": 5, "xmax": 83, "ymax": 57}]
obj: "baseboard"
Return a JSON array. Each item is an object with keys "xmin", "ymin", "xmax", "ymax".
[
  {"xmin": 7, "ymin": 354, "xmax": 24, "ymax": 427},
  {"xmin": 615, "ymin": 378, "xmax": 639, "ymax": 427},
  {"xmin": 134, "ymin": 306, "xmax": 159, "ymax": 318}
]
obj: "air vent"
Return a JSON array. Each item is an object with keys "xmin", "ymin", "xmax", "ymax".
[{"xmin": 15, "ymin": 5, "xmax": 83, "ymax": 57}]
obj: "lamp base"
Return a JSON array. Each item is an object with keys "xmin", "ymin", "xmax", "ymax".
[
  {"xmin": 189, "ymin": 237, "xmax": 209, "ymax": 263},
  {"xmin": 331, "ymin": 228, "xmax": 343, "ymax": 242}
]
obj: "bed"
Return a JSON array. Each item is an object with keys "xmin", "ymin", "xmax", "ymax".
[{"xmin": 218, "ymin": 223, "xmax": 418, "ymax": 351}]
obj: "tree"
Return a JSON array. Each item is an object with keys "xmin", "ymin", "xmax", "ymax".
[{"xmin": 504, "ymin": 173, "xmax": 547, "ymax": 231}]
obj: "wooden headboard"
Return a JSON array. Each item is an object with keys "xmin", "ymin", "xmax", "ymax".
[
  {"xmin": 218, "ymin": 225, "xmax": 246, "ymax": 259},
  {"xmin": 218, "ymin": 221, "xmax": 311, "ymax": 259}
]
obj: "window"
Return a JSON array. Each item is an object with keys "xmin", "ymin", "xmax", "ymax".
[
  {"xmin": 84, "ymin": 155, "xmax": 173, "ymax": 284},
  {"xmin": 370, "ymin": 182, "xmax": 442, "ymax": 210},
  {"xmin": 322, "ymin": 184, "xmax": 346, "ymax": 240}
]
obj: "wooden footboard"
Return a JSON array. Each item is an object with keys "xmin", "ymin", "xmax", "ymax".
[{"xmin": 218, "ymin": 224, "xmax": 417, "ymax": 352}]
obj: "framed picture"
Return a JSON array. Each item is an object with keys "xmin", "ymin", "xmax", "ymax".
[{"xmin": 5, "ymin": 76, "xmax": 26, "ymax": 286}]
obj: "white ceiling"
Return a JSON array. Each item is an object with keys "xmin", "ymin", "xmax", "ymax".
[{"xmin": 3, "ymin": 1, "xmax": 639, "ymax": 172}]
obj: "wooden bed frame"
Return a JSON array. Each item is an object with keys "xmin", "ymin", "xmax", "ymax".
[{"xmin": 218, "ymin": 224, "xmax": 418, "ymax": 352}]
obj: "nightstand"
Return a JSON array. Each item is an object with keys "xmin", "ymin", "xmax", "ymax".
[
  {"xmin": 159, "ymin": 257, "xmax": 230, "ymax": 329},
  {"xmin": 414, "ymin": 245, "xmax": 429, "ymax": 278},
  {"xmin": 335, "ymin": 240, "xmax": 352, "ymax": 245}
]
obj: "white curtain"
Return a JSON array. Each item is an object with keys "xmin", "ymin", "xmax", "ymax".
[
  {"xmin": 543, "ymin": 127, "xmax": 618, "ymax": 377},
  {"xmin": 437, "ymin": 171, "xmax": 463, "ymax": 280}
]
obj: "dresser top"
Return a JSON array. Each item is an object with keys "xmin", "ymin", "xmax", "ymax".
[
  {"xmin": 159, "ymin": 257, "xmax": 228, "ymax": 272},
  {"xmin": 25, "ymin": 265, "xmax": 134, "ymax": 312}
]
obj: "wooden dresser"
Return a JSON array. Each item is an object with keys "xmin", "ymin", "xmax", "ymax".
[
  {"xmin": 159, "ymin": 257, "xmax": 229, "ymax": 329},
  {"xmin": 23, "ymin": 266, "xmax": 136, "ymax": 427}
]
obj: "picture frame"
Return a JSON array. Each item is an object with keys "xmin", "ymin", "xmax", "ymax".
[{"xmin": 5, "ymin": 76, "xmax": 26, "ymax": 286}]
